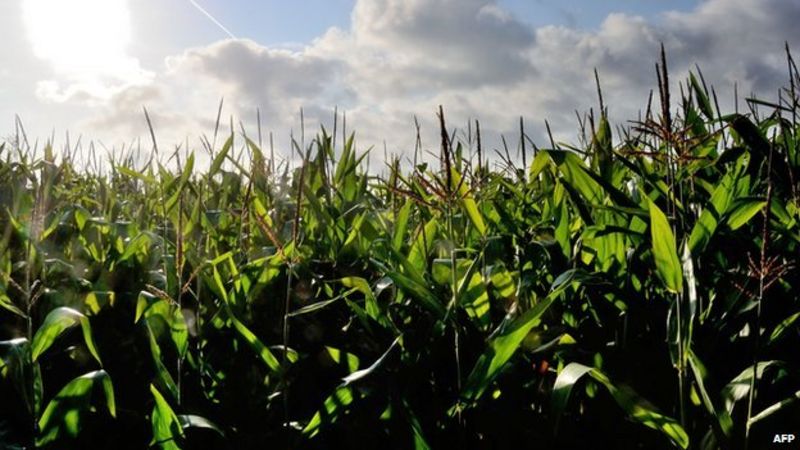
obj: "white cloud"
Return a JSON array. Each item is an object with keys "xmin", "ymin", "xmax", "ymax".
[{"xmin": 10, "ymin": 0, "xmax": 800, "ymax": 166}]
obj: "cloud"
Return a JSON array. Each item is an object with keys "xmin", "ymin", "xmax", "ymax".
[
  {"xmin": 344, "ymin": 0, "xmax": 536, "ymax": 90},
  {"xmin": 165, "ymin": 39, "xmax": 348, "ymax": 117},
  {"xmin": 33, "ymin": 0, "xmax": 800, "ymax": 165},
  {"xmin": 660, "ymin": 0, "xmax": 800, "ymax": 93}
]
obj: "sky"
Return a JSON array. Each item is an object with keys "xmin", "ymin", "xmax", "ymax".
[{"xmin": 1, "ymin": 0, "xmax": 798, "ymax": 167}]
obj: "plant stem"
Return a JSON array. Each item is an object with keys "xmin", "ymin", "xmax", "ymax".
[{"xmin": 745, "ymin": 143, "xmax": 774, "ymax": 449}]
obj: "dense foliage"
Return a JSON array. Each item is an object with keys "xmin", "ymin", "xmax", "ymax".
[{"xmin": 1, "ymin": 53, "xmax": 799, "ymax": 449}]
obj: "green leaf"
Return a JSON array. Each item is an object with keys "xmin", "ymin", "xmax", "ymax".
[
  {"xmin": 551, "ymin": 363, "xmax": 594, "ymax": 429},
  {"xmin": 144, "ymin": 322, "xmax": 180, "ymax": 402},
  {"xmin": 385, "ymin": 269, "xmax": 446, "ymax": 318},
  {"xmin": 340, "ymin": 277, "xmax": 379, "ymax": 319},
  {"xmin": 342, "ymin": 212, "xmax": 366, "ymax": 248},
  {"xmin": 209, "ymin": 135, "xmax": 233, "ymax": 177},
  {"xmin": 404, "ymin": 402, "xmax": 432, "ymax": 450},
  {"xmin": 545, "ymin": 150, "xmax": 603, "ymax": 204},
  {"xmin": 688, "ymin": 173, "xmax": 735, "ymax": 253},
  {"xmin": 135, "ymin": 292, "xmax": 188, "ymax": 358},
  {"xmin": 529, "ymin": 150, "xmax": 550, "ymax": 179},
  {"xmin": 579, "ymin": 164, "xmax": 639, "ymax": 209},
  {"xmin": 769, "ymin": 311, "xmax": 800, "ymax": 344},
  {"xmin": 648, "ymin": 199, "xmax": 683, "ymax": 293},
  {"xmin": 0, "ymin": 338, "xmax": 40, "ymax": 417},
  {"xmin": 288, "ymin": 290, "xmax": 353, "ymax": 317},
  {"xmin": 119, "ymin": 233, "xmax": 153, "ymax": 263},
  {"xmin": 451, "ymin": 168, "xmax": 486, "ymax": 235},
  {"xmin": 722, "ymin": 361, "xmax": 783, "ymax": 413},
  {"xmin": 393, "ymin": 199, "xmax": 413, "ymax": 250},
  {"xmin": 84, "ymin": 291, "xmax": 116, "ymax": 316},
  {"xmin": 302, "ymin": 386, "xmax": 355, "ymax": 438},
  {"xmin": 687, "ymin": 349, "xmax": 732, "ymax": 444},
  {"xmin": 461, "ymin": 275, "xmax": 569, "ymax": 401},
  {"xmin": 325, "ymin": 346, "xmax": 361, "ymax": 373},
  {"xmin": 115, "ymin": 165, "xmax": 155, "ymax": 184},
  {"xmin": 150, "ymin": 384, "xmax": 184, "ymax": 450},
  {"xmin": 489, "ymin": 265, "xmax": 516, "ymax": 299},
  {"xmin": 228, "ymin": 311, "xmax": 282, "ymax": 374},
  {"xmin": 690, "ymin": 72, "xmax": 714, "ymax": 120},
  {"xmin": 0, "ymin": 293, "xmax": 25, "ymax": 318},
  {"xmin": 407, "ymin": 218, "xmax": 439, "ymax": 274},
  {"xmin": 456, "ymin": 259, "xmax": 490, "ymax": 328},
  {"xmin": 552, "ymin": 363, "xmax": 689, "ymax": 449},
  {"xmin": 31, "ymin": 307, "xmax": 102, "ymax": 366},
  {"xmin": 165, "ymin": 153, "xmax": 195, "ymax": 213},
  {"xmin": 725, "ymin": 197, "xmax": 766, "ymax": 230},
  {"xmin": 37, "ymin": 370, "xmax": 116, "ymax": 446}
]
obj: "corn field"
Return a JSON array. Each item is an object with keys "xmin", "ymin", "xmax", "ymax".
[{"xmin": 1, "ymin": 50, "xmax": 799, "ymax": 449}]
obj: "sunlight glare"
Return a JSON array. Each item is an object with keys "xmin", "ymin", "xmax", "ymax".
[{"xmin": 22, "ymin": 0, "xmax": 137, "ymax": 79}]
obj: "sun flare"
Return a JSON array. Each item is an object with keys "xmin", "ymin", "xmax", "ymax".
[{"xmin": 22, "ymin": 0, "xmax": 135, "ymax": 79}]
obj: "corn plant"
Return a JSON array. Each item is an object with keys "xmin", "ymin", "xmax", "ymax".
[{"xmin": 1, "ymin": 49, "xmax": 799, "ymax": 449}]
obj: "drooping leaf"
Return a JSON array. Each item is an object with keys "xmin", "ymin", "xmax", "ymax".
[
  {"xmin": 552, "ymin": 363, "xmax": 689, "ymax": 449},
  {"xmin": 341, "ymin": 336, "xmax": 400, "ymax": 386},
  {"xmin": 37, "ymin": 370, "xmax": 116, "ymax": 446},
  {"xmin": 0, "ymin": 293, "xmax": 25, "ymax": 318},
  {"xmin": 722, "ymin": 361, "xmax": 783, "ymax": 413},
  {"xmin": 178, "ymin": 415, "xmax": 224, "ymax": 437},
  {"xmin": 31, "ymin": 307, "xmax": 102, "ymax": 366}
]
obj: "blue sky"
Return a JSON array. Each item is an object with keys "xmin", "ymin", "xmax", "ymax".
[
  {"xmin": 175, "ymin": 1, "xmax": 700, "ymax": 43},
  {"xmin": 137, "ymin": 1, "xmax": 701, "ymax": 57},
  {"xmin": 1, "ymin": 0, "xmax": 797, "ymax": 165}
]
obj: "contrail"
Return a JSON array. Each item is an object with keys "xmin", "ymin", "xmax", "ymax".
[{"xmin": 187, "ymin": 0, "xmax": 237, "ymax": 39}]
